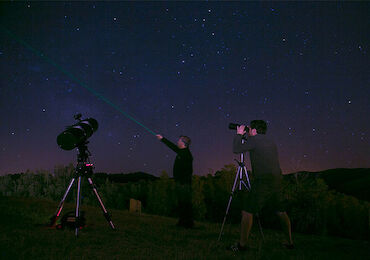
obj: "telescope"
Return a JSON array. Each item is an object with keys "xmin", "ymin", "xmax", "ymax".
[
  {"xmin": 51, "ymin": 114, "xmax": 115, "ymax": 236},
  {"xmin": 57, "ymin": 114, "xmax": 98, "ymax": 150}
]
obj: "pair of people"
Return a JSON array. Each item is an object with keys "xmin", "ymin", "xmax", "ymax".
[{"xmin": 156, "ymin": 120, "xmax": 293, "ymax": 250}]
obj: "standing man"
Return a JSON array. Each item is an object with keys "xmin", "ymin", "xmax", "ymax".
[
  {"xmin": 156, "ymin": 134, "xmax": 194, "ymax": 228},
  {"xmin": 231, "ymin": 120, "xmax": 293, "ymax": 251}
]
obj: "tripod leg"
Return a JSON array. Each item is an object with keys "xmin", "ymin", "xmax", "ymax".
[
  {"xmin": 218, "ymin": 167, "xmax": 241, "ymax": 241},
  {"xmin": 243, "ymin": 166, "xmax": 251, "ymax": 190},
  {"xmin": 49, "ymin": 178, "xmax": 75, "ymax": 226},
  {"xmin": 87, "ymin": 177, "xmax": 116, "ymax": 230},
  {"xmin": 75, "ymin": 176, "xmax": 82, "ymax": 237},
  {"xmin": 239, "ymin": 167, "xmax": 249, "ymax": 191},
  {"xmin": 239, "ymin": 168, "xmax": 244, "ymax": 191}
]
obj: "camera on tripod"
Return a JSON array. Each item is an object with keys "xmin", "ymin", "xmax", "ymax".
[{"xmin": 57, "ymin": 114, "xmax": 98, "ymax": 150}]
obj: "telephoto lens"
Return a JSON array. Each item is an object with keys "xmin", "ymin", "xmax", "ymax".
[
  {"xmin": 57, "ymin": 118, "xmax": 98, "ymax": 150},
  {"xmin": 229, "ymin": 123, "xmax": 250, "ymax": 133},
  {"xmin": 228, "ymin": 123, "xmax": 241, "ymax": 130}
]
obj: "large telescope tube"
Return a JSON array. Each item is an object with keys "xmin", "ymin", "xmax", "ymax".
[{"xmin": 57, "ymin": 118, "xmax": 98, "ymax": 150}]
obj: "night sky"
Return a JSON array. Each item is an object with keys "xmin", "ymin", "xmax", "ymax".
[{"xmin": 1, "ymin": 2, "xmax": 369, "ymax": 176}]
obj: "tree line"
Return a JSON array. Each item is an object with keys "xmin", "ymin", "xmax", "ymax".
[{"xmin": 0, "ymin": 164, "xmax": 369, "ymax": 240}]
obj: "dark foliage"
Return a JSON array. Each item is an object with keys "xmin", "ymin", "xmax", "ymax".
[
  {"xmin": 0, "ymin": 165, "xmax": 369, "ymax": 240},
  {"xmin": 94, "ymin": 172, "xmax": 158, "ymax": 184}
]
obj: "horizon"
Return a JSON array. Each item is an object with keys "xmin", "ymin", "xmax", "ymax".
[{"xmin": 1, "ymin": 165, "xmax": 368, "ymax": 177}]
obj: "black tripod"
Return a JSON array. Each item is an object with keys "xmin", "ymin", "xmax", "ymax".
[
  {"xmin": 49, "ymin": 143, "xmax": 115, "ymax": 236},
  {"xmin": 218, "ymin": 152, "xmax": 264, "ymax": 241}
]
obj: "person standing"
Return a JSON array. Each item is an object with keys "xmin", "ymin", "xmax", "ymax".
[
  {"xmin": 231, "ymin": 120, "xmax": 293, "ymax": 251},
  {"xmin": 156, "ymin": 134, "xmax": 194, "ymax": 228}
]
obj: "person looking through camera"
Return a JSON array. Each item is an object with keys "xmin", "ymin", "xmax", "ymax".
[
  {"xmin": 156, "ymin": 134, "xmax": 194, "ymax": 228},
  {"xmin": 230, "ymin": 120, "xmax": 293, "ymax": 251}
]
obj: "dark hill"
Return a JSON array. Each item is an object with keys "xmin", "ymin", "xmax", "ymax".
[{"xmin": 288, "ymin": 168, "xmax": 370, "ymax": 201}]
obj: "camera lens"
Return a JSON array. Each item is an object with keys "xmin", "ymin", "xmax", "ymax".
[{"xmin": 228, "ymin": 123, "xmax": 240, "ymax": 130}]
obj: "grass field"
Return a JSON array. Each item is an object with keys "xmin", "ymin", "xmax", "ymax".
[{"xmin": 0, "ymin": 196, "xmax": 369, "ymax": 259}]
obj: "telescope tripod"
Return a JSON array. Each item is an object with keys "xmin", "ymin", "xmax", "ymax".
[
  {"xmin": 49, "ymin": 144, "xmax": 115, "ymax": 236},
  {"xmin": 218, "ymin": 152, "xmax": 264, "ymax": 242}
]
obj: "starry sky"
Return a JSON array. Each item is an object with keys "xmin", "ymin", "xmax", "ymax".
[{"xmin": 0, "ymin": 2, "xmax": 369, "ymax": 176}]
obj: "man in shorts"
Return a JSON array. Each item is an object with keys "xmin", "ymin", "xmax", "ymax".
[{"xmin": 231, "ymin": 120, "xmax": 293, "ymax": 251}]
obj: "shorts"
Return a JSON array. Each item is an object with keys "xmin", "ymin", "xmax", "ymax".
[{"xmin": 241, "ymin": 176, "xmax": 284, "ymax": 214}]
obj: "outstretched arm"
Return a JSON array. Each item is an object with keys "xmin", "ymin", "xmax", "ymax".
[{"xmin": 156, "ymin": 134, "xmax": 180, "ymax": 154}]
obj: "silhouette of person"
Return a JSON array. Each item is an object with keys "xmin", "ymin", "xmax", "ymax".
[
  {"xmin": 156, "ymin": 134, "xmax": 194, "ymax": 228},
  {"xmin": 230, "ymin": 120, "xmax": 293, "ymax": 251}
]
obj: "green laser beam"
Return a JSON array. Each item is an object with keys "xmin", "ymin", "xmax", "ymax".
[{"xmin": 1, "ymin": 26, "xmax": 157, "ymax": 136}]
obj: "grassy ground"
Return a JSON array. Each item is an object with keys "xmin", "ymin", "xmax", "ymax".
[{"xmin": 0, "ymin": 196, "xmax": 369, "ymax": 259}]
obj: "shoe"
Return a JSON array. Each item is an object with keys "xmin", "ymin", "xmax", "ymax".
[{"xmin": 228, "ymin": 242, "xmax": 247, "ymax": 252}]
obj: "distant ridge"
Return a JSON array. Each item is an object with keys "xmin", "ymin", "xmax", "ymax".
[{"xmin": 286, "ymin": 168, "xmax": 370, "ymax": 202}]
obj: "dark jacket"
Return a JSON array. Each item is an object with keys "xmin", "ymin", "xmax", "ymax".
[
  {"xmin": 233, "ymin": 134, "xmax": 282, "ymax": 178},
  {"xmin": 161, "ymin": 138, "xmax": 193, "ymax": 184}
]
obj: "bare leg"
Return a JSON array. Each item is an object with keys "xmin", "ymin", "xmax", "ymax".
[
  {"xmin": 240, "ymin": 211, "xmax": 253, "ymax": 247},
  {"xmin": 277, "ymin": 211, "xmax": 293, "ymax": 245}
]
